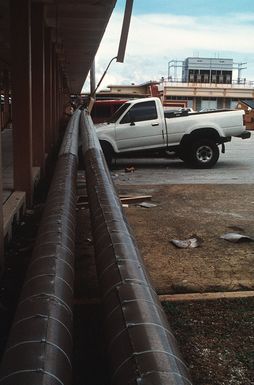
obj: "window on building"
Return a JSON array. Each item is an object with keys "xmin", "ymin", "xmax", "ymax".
[
  {"xmin": 204, "ymin": 74, "xmax": 209, "ymax": 82},
  {"xmin": 226, "ymin": 74, "xmax": 231, "ymax": 84}
]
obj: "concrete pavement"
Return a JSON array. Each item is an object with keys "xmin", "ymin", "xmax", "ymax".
[{"xmin": 113, "ymin": 135, "xmax": 254, "ymax": 185}]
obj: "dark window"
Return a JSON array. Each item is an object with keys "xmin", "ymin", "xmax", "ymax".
[
  {"xmin": 107, "ymin": 103, "xmax": 130, "ymax": 123},
  {"xmin": 92, "ymin": 104, "xmax": 111, "ymax": 118},
  {"xmin": 120, "ymin": 101, "xmax": 158, "ymax": 124}
]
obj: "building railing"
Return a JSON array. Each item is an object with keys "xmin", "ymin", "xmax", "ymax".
[{"xmin": 160, "ymin": 80, "xmax": 254, "ymax": 89}]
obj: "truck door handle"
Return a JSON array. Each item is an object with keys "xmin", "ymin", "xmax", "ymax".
[{"xmin": 152, "ymin": 123, "xmax": 159, "ymax": 126}]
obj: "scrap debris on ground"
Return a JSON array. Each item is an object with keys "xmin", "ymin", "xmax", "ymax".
[
  {"xmin": 117, "ymin": 184, "xmax": 254, "ymax": 294},
  {"xmin": 220, "ymin": 232, "xmax": 254, "ymax": 243},
  {"xmin": 171, "ymin": 235, "xmax": 202, "ymax": 248}
]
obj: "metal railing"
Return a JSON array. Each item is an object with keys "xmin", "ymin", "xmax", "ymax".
[{"xmin": 160, "ymin": 80, "xmax": 254, "ymax": 89}]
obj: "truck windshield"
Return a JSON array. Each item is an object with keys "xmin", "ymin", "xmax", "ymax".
[{"xmin": 107, "ymin": 103, "xmax": 130, "ymax": 123}]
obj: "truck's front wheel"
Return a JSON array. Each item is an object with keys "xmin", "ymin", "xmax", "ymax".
[
  {"xmin": 187, "ymin": 139, "xmax": 219, "ymax": 168},
  {"xmin": 100, "ymin": 141, "xmax": 113, "ymax": 168}
]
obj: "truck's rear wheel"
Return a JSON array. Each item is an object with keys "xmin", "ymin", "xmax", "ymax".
[
  {"xmin": 100, "ymin": 141, "xmax": 113, "ymax": 168},
  {"xmin": 187, "ymin": 139, "xmax": 219, "ymax": 168}
]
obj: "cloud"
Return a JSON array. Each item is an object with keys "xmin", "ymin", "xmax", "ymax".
[{"xmin": 82, "ymin": 11, "xmax": 254, "ymax": 91}]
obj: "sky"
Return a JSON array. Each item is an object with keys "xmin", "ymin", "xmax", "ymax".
[{"xmin": 82, "ymin": 0, "xmax": 254, "ymax": 92}]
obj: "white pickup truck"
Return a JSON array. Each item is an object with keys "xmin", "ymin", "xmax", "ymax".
[{"xmin": 95, "ymin": 97, "xmax": 250, "ymax": 168}]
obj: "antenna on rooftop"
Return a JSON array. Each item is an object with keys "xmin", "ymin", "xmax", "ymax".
[{"xmin": 233, "ymin": 62, "xmax": 247, "ymax": 84}]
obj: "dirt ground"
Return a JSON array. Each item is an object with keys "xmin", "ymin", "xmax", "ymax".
[
  {"xmin": 163, "ymin": 297, "xmax": 254, "ymax": 385},
  {"xmin": 115, "ymin": 182, "xmax": 254, "ymax": 384},
  {"xmin": 116, "ymin": 184, "xmax": 254, "ymax": 294},
  {"xmin": 1, "ymin": 181, "xmax": 254, "ymax": 385}
]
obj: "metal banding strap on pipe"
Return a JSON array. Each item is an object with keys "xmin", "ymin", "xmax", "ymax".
[
  {"xmin": 80, "ymin": 110, "xmax": 193, "ymax": 385},
  {"xmin": 0, "ymin": 110, "xmax": 80, "ymax": 385},
  {"xmin": 59, "ymin": 109, "xmax": 80, "ymax": 156}
]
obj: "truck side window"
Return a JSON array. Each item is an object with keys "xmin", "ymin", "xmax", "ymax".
[{"xmin": 120, "ymin": 101, "xmax": 158, "ymax": 124}]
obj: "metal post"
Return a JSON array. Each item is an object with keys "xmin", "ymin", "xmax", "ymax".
[
  {"xmin": 10, "ymin": 0, "xmax": 33, "ymax": 205},
  {"xmin": 90, "ymin": 59, "xmax": 96, "ymax": 95},
  {"xmin": 117, "ymin": 0, "xmax": 134, "ymax": 63},
  {"xmin": 45, "ymin": 28, "xmax": 53, "ymax": 153},
  {"xmin": 31, "ymin": 2, "xmax": 45, "ymax": 171}
]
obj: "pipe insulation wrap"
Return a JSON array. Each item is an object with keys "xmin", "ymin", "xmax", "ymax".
[
  {"xmin": 80, "ymin": 110, "xmax": 193, "ymax": 385},
  {"xmin": 0, "ymin": 110, "xmax": 80, "ymax": 385}
]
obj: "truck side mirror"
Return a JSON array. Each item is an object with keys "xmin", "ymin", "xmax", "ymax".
[{"xmin": 130, "ymin": 120, "xmax": 135, "ymax": 126}]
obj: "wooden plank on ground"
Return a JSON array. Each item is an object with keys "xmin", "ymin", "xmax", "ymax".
[
  {"xmin": 77, "ymin": 194, "xmax": 153, "ymax": 205},
  {"xmin": 120, "ymin": 195, "xmax": 152, "ymax": 204},
  {"xmin": 159, "ymin": 291, "xmax": 254, "ymax": 302}
]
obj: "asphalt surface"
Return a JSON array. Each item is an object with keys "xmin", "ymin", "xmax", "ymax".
[{"xmin": 113, "ymin": 135, "xmax": 254, "ymax": 185}]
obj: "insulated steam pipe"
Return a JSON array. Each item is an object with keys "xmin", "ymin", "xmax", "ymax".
[
  {"xmin": 0, "ymin": 110, "xmax": 80, "ymax": 385},
  {"xmin": 80, "ymin": 110, "xmax": 193, "ymax": 385}
]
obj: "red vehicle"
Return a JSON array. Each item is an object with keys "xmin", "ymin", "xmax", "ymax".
[{"xmin": 90, "ymin": 99, "xmax": 126, "ymax": 123}]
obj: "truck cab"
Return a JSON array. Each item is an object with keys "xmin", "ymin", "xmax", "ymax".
[{"xmin": 96, "ymin": 98, "xmax": 167, "ymax": 153}]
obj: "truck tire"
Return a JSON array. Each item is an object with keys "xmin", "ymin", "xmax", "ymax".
[
  {"xmin": 178, "ymin": 151, "xmax": 189, "ymax": 162},
  {"xmin": 187, "ymin": 139, "xmax": 219, "ymax": 168},
  {"xmin": 100, "ymin": 141, "xmax": 113, "ymax": 168}
]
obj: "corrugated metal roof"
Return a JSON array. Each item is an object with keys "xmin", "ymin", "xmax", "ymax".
[{"xmin": 0, "ymin": 0, "xmax": 117, "ymax": 93}]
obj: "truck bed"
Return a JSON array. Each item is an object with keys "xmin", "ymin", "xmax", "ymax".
[{"xmin": 164, "ymin": 109, "xmax": 232, "ymax": 119}]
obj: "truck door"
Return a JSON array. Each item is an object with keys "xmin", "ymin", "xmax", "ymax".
[{"xmin": 115, "ymin": 100, "xmax": 166, "ymax": 151}]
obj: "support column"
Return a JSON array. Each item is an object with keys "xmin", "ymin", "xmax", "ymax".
[
  {"xmin": 0, "ymin": 73, "xmax": 4, "ymax": 272},
  {"xmin": 52, "ymin": 44, "xmax": 57, "ymax": 145},
  {"xmin": 57, "ymin": 58, "xmax": 62, "ymax": 141},
  {"xmin": 59, "ymin": 69, "xmax": 65, "ymax": 139},
  {"xmin": 31, "ymin": 3, "xmax": 45, "ymax": 171},
  {"xmin": 0, "ymin": 71, "xmax": 2, "ymax": 131},
  {"xmin": 56, "ymin": 59, "xmax": 60, "ymax": 139},
  {"xmin": 10, "ymin": 0, "xmax": 33, "ymax": 205},
  {"xmin": 45, "ymin": 28, "xmax": 53, "ymax": 153},
  {"xmin": 3, "ymin": 70, "xmax": 10, "ymax": 129},
  {"xmin": 193, "ymin": 97, "xmax": 197, "ymax": 111}
]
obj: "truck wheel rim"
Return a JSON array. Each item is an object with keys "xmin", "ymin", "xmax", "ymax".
[{"xmin": 196, "ymin": 145, "xmax": 213, "ymax": 163}]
